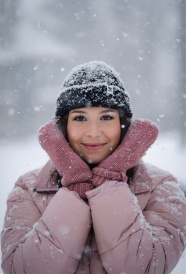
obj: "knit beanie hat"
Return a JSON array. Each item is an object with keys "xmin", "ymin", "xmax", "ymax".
[{"xmin": 55, "ymin": 61, "xmax": 133, "ymax": 119}]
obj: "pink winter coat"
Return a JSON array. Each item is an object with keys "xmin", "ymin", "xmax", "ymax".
[{"xmin": 1, "ymin": 160, "xmax": 186, "ymax": 274}]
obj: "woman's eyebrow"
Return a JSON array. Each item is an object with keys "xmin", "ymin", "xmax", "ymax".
[
  {"xmin": 70, "ymin": 110, "xmax": 87, "ymax": 114},
  {"xmin": 99, "ymin": 109, "xmax": 117, "ymax": 114}
]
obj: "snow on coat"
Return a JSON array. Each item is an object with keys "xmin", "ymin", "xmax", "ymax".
[{"xmin": 1, "ymin": 160, "xmax": 186, "ymax": 274}]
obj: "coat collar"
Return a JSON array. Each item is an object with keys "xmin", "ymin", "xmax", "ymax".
[
  {"xmin": 35, "ymin": 160, "xmax": 60, "ymax": 193},
  {"xmin": 129, "ymin": 161, "xmax": 154, "ymax": 194}
]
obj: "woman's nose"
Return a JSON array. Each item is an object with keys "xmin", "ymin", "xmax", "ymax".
[{"xmin": 86, "ymin": 123, "xmax": 101, "ymax": 137}]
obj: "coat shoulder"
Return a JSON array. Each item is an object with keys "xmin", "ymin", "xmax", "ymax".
[
  {"xmin": 130, "ymin": 161, "xmax": 177, "ymax": 194},
  {"xmin": 14, "ymin": 160, "xmax": 56, "ymax": 194}
]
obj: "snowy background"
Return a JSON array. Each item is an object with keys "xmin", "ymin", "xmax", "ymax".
[{"xmin": 0, "ymin": 0, "xmax": 186, "ymax": 273}]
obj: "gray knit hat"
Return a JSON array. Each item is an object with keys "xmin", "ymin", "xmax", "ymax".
[{"xmin": 55, "ymin": 61, "xmax": 133, "ymax": 118}]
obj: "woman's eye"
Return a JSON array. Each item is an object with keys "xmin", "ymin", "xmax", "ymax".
[
  {"xmin": 101, "ymin": 115, "xmax": 114, "ymax": 121},
  {"xmin": 73, "ymin": 115, "xmax": 86, "ymax": 121}
]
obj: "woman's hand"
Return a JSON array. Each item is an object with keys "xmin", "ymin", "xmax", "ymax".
[
  {"xmin": 38, "ymin": 122, "xmax": 93, "ymax": 198},
  {"xmin": 92, "ymin": 119, "xmax": 158, "ymax": 186}
]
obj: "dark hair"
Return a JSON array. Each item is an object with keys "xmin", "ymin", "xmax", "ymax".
[
  {"xmin": 117, "ymin": 109, "xmax": 131, "ymax": 144},
  {"xmin": 56, "ymin": 115, "xmax": 68, "ymax": 138}
]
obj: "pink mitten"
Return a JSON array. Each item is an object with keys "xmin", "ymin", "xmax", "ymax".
[
  {"xmin": 92, "ymin": 119, "xmax": 159, "ymax": 186},
  {"xmin": 38, "ymin": 122, "xmax": 93, "ymax": 198}
]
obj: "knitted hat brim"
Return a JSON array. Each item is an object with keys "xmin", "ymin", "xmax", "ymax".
[{"xmin": 55, "ymin": 84, "xmax": 133, "ymax": 118}]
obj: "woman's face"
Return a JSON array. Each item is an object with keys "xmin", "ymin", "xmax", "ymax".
[{"xmin": 67, "ymin": 107, "xmax": 121, "ymax": 164}]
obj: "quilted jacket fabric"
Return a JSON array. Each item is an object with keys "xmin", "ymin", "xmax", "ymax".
[{"xmin": 1, "ymin": 160, "xmax": 186, "ymax": 274}]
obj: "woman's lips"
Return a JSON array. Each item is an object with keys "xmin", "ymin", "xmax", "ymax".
[{"xmin": 82, "ymin": 143, "xmax": 105, "ymax": 151}]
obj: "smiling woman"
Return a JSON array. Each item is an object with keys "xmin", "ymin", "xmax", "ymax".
[
  {"xmin": 67, "ymin": 107, "xmax": 121, "ymax": 164},
  {"xmin": 1, "ymin": 61, "xmax": 186, "ymax": 274}
]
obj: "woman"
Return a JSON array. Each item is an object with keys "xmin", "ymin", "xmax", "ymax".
[{"xmin": 1, "ymin": 61, "xmax": 186, "ymax": 274}]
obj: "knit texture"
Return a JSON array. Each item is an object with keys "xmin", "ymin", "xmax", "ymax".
[
  {"xmin": 38, "ymin": 122, "xmax": 93, "ymax": 198},
  {"xmin": 92, "ymin": 119, "xmax": 159, "ymax": 186},
  {"xmin": 55, "ymin": 61, "xmax": 133, "ymax": 119}
]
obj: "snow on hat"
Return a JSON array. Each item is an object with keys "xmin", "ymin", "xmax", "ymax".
[{"xmin": 55, "ymin": 61, "xmax": 133, "ymax": 119}]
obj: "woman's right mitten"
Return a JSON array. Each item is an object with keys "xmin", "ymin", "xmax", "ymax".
[{"xmin": 38, "ymin": 122, "xmax": 93, "ymax": 197}]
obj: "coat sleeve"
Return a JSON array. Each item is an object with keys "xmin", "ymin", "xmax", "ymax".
[
  {"xmin": 86, "ymin": 179, "xmax": 186, "ymax": 274},
  {"xmin": 1, "ymin": 177, "xmax": 91, "ymax": 274}
]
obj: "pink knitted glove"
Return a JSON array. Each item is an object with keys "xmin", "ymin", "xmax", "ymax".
[
  {"xmin": 38, "ymin": 122, "xmax": 93, "ymax": 199},
  {"xmin": 92, "ymin": 119, "xmax": 159, "ymax": 186}
]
